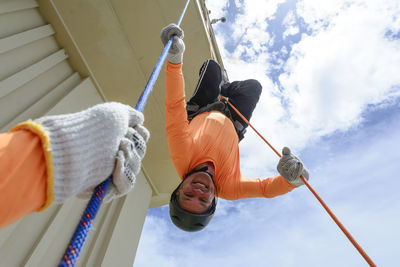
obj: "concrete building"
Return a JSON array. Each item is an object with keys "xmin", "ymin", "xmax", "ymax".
[{"xmin": 0, "ymin": 0, "xmax": 224, "ymax": 266}]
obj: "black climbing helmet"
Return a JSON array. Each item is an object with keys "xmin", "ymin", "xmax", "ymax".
[{"xmin": 169, "ymin": 167, "xmax": 217, "ymax": 232}]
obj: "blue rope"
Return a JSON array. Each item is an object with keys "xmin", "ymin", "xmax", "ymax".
[
  {"xmin": 59, "ymin": 1, "xmax": 190, "ymax": 266},
  {"xmin": 59, "ymin": 179, "xmax": 110, "ymax": 267},
  {"xmin": 135, "ymin": 0, "xmax": 189, "ymax": 111}
]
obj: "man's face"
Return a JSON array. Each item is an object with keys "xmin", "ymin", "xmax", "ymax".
[{"xmin": 177, "ymin": 171, "xmax": 215, "ymax": 214}]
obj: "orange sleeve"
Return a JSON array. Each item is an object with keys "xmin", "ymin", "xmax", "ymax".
[
  {"xmin": 238, "ymin": 175, "xmax": 297, "ymax": 199},
  {"xmin": 0, "ymin": 130, "xmax": 48, "ymax": 228},
  {"xmin": 165, "ymin": 62, "xmax": 193, "ymax": 178}
]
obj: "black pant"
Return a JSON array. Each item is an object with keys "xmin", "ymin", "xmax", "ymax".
[{"xmin": 187, "ymin": 59, "xmax": 262, "ymax": 140}]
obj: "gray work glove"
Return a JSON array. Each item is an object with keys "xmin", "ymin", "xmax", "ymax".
[
  {"xmin": 160, "ymin": 23, "xmax": 185, "ymax": 64},
  {"xmin": 32, "ymin": 102, "xmax": 149, "ymax": 202},
  {"xmin": 277, "ymin": 147, "xmax": 309, "ymax": 187}
]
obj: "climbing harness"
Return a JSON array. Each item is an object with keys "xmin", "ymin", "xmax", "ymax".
[
  {"xmin": 187, "ymin": 99, "xmax": 247, "ymax": 141},
  {"xmin": 59, "ymin": 0, "xmax": 191, "ymax": 266},
  {"xmin": 221, "ymin": 96, "xmax": 376, "ymax": 267},
  {"xmin": 186, "ymin": 59, "xmax": 248, "ymax": 141}
]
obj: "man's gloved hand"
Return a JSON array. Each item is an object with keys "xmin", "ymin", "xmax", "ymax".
[
  {"xmin": 160, "ymin": 23, "xmax": 185, "ymax": 64},
  {"xmin": 277, "ymin": 147, "xmax": 309, "ymax": 187},
  {"xmin": 34, "ymin": 102, "xmax": 149, "ymax": 202}
]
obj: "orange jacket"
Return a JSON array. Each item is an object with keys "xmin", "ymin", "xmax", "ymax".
[
  {"xmin": 165, "ymin": 62, "xmax": 296, "ymax": 200},
  {"xmin": 0, "ymin": 129, "xmax": 48, "ymax": 228}
]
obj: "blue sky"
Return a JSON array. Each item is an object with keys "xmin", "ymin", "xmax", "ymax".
[{"xmin": 135, "ymin": 0, "xmax": 400, "ymax": 266}]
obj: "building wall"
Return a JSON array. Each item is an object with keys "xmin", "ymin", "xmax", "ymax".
[{"xmin": 0, "ymin": 0, "xmax": 152, "ymax": 266}]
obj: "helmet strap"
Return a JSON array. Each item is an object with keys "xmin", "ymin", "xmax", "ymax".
[{"xmin": 184, "ymin": 166, "xmax": 213, "ymax": 179}]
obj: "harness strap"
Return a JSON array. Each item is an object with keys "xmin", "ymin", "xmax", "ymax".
[{"xmin": 184, "ymin": 166, "xmax": 214, "ymax": 179}]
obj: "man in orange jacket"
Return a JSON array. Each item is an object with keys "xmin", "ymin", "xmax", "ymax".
[
  {"xmin": 0, "ymin": 103, "xmax": 149, "ymax": 229},
  {"xmin": 161, "ymin": 24, "xmax": 310, "ymax": 232}
]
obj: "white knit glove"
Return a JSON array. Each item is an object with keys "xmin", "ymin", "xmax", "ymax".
[
  {"xmin": 277, "ymin": 147, "xmax": 309, "ymax": 187},
  {"xmin": 35, "ymin": 102, "xmax": 149, "ymax": 203},
  {"xmin": 103, "ymin": 125, "xmax": 149, "ymax": 202},
  {"xmin": 160, "ymin": 24, "xmax": 185, "ymax": 64}
]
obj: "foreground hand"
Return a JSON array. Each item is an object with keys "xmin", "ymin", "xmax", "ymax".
[
  {"xmin": 33, "ymin": 102, "xmax": 149, "ymax": 202},
  {"xmin": 104, "ymin": 124, "xmax": 149, "ymax": 202}
]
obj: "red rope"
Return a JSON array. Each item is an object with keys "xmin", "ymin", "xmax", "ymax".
[{"xmin": 222, "ymin": 96, "xmax": 376, "ymax": 267}]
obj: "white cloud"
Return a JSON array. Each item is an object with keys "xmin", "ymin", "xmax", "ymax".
[
  {"xmin": 280, "ymin": 0, "xmax": 400, "ymax": 137},
  {"xmin": 232, "ymin": 0, "xmax": 400, "ymax": 175},
  {"xmin": 296, "ymin": 0, "xmax": 351, "ymax": 33},
  {"xmin": 282, "ymin": 10, "xmax": 300, "ymax": 38},
  {"xmin": 204, "ymin": 0, "xmax": 229, "ymax": 21},
  {"xmin": 239, "ymin": 0, "xmax": 286, "ymax": 27},
  {"xmin": 208, "ymin": 0, "xmax": 282, "ymax": 61},
  {"xmin": 133, "ymin": 216, "xmax": 178, "ymax": 267}
]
